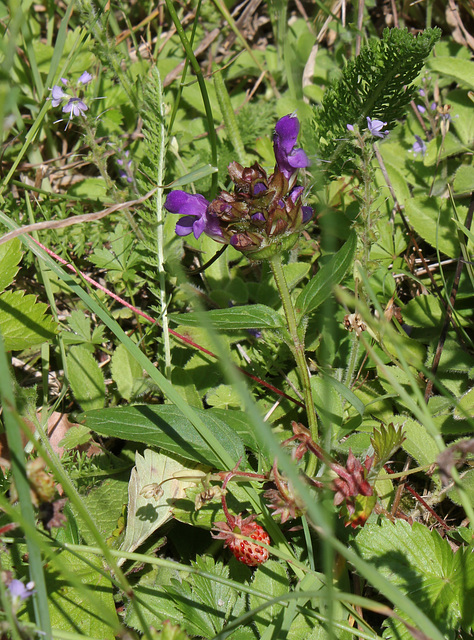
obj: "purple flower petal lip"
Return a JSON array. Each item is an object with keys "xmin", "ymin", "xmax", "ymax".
[
  {"xmin": 273, "ymin": 113, "xmax": 309, "ymax": 180},
  {"xmin": 253, "ymin": 182, "xmax": 266, "ymax": 195},
  {"xmin": 289, "ymin": 185, "xmax": 304, "ymax": 203},
  {"xmin": 78, "ymin": 71, "xmax": 92, "ymax": 85},
  {"xmin": 165, "ymin": 190, "xmax": 222, "ymax": 240},
  {"xmin": 51, "ymin": 85, "xmax": 66, "ymax": 107},
  {"xmin": 175, "ymin": 216, "xmax": 195, "ymax": 236},
  {"xmin": 8, "ymin": 579, "xmax": 35, "ymax": 601},
  {"xmin": 366, "ymin": 117, "xmax": 389, "ymax": 138},
  {"xmin": 302, "ymin": 206, "xmax": 313, "ymax": 223},
  {"xmin": 252, "ymin": 212, "xmax": 265, "ymax": 222},
  {"xmin": 164, "ymin": 190, "xmax": 209, "ymax": 218}
]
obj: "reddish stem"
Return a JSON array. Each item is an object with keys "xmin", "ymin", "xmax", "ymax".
[{"xmin": 31, "ymin": 236, "xmax": 304, "ymax": 408}]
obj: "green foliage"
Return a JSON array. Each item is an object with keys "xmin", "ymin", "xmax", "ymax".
[
  {"xmin": 66, "ymin": 345, "xmax": 106, "ymax": 411},
  {"xmin": 356, "ymin": 520, "xmax": 474, "ymax": 638},
  {"xmin": 313, "ymin": 27, "xmax": 441, "ymax": 174},
  {"xmin": 83, "ymin": 404, "xmax": 245, "ymax": 468}
]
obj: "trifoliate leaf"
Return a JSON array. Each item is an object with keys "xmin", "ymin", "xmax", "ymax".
[
  {"xmin": 356, "ymin": 519, "xmax": 474, "ymax": 637},
  {"xmin": 0, "ymin": 289, "xmax": 57, "ymax": 350}
]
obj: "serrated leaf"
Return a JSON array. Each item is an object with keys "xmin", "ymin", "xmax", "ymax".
[
  {"xmin": 111, "ymin": 343, "xmax": 143, "ymax": 401},
  {"xmin": 0, "ymin": 237, "xmax": 22, "ymax": 292},
  {"xmin": 67, "ymin": 345, "xmax": 106, "ymax": 411},
  {"xmin": 249, "ymin": 560, "xmax": 289, "ymax": 636},
  {"xmin": 295, "ymin": 232, "xmax": 356, "ymax": 319},
  {"xmin": 45, "ymin": 551, "xmax": 118, "ymax": 638},
  {"xmin": 206, "ymin": 384, "xmax": 241, "ymax": 409},
  {"xmin": 356, "ymin": 520, "xmax": 474, "ymax": 637},
  {"xmin": 58, "ymin": 424, "xmax": 91, "ymax": 450},
  {"xmin": 70, "ymin": 477, "xmax": 129, "ymax": 545},
  {"xmin": 0, "ymin": 289, "xmax": 57, "ymax": 350},
  {"xmin": 170, "ymin": 304, "xmax": 285, "ymax": 330},
  {"xmin": 371, "ymin": 423, "xmax": 406, "ymax": 465},
  {"xmin": 83, "ymin": 404, "xmax": 245, "ymax": 468},
  {"xmin": 120, "ymin": 450, "xmax": 196, "ymax": 563}
]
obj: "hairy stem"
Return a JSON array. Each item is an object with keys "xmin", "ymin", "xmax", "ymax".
[{"xmin": 269, "ymin": 254, "xmax": 318, "ymax": 474}]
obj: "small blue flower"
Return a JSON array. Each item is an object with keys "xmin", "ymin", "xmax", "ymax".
[
  {"xmin": 8, "ymin": 579, "xmax": 35, "ymax": 601},
  {"xmin": 164, "ymin": 190, "xmax": 222, "ymax": 240},
  {"xmin": 62, "ymin": 98, "xmax": 88, "ymax": 118},
  {"xmin": 117, "ymin": 151, "xmax": 133, "ymax": 183},
  {"xmin": 416, "ymin": 104, "xmax": 426, "ymax": 113},
  {"xmin": 51, "ymin": 85, "xmax": 67, "ymax": 107},
  {"xmin": 273, "ymin": 114, "xmax": 309, "ymax": 180},
  {"xmin": 412, "ymin": 135, "xmax": 427, "ymax": 158},
  {"xmin": 78, "ymin": 71, "xmax": 92, "ymax": 85},
  {"xmin": 366, "ymin": 117, "xmax": 389, "ymax": 139}
]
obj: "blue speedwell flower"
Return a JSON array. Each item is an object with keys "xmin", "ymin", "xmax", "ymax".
[
  {"xmin": 412, "ymin": 135, "xmax": 427, "ymax": 157},
  {"xmin": 49, "ymin": 72, "xmax": 92, "ymax": 127},
  {"xmin": 8, "ymin": 579, "xmax": 35, "ymax": 601},
  {"xmin": 164, "ymin": 114, "xmax": 313, "ymax": 259},
  {"xmin": 366, "ymin": 117, "xmax": 389, "ymax": 138}
]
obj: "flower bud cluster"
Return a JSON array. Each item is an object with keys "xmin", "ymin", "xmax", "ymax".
[{"xmin": 165, "ymin": 113, "xmax": 313, "ymax": 259}]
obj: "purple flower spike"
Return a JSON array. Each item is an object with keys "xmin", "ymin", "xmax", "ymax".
[
  {"xmin": 273, "ymin": 114, "xmax": 309, "ymax": 180},
  {"xmin": 412, "ymin": 135, "xmax": 427, "ymax": 158},
  {"xmin": 366, "ymin": 117, "xmax": 389, "ymax": 139},
  {"xmin": 164, "ymin": 190, "xmax": 222, "ymax": 240},
  {"xmin": 62, "ymin": 98, "xmax": 88, "ymax": 117},
  {"xmin": 78, "ymin": 71, "xmax": 93, "ymax": 85},
  {"xmin": 51, "ymin": 85, "xmax": 67, "ymax": 107},
  {"xmin": 8, "ymin": 579, "xmax": 35, "ymax": 601}
]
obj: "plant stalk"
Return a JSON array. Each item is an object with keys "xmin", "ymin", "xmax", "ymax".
[{"xmin": 269, "ymin": 254, "xmax": 318, "ymax": 474}]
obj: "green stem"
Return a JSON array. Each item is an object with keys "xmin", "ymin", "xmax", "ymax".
[{"xmin": 269, "ymin": 254, "xmax": 318, "ymax": 471}]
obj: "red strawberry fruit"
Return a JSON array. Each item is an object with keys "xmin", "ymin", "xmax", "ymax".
[{"xmin": 212, "ymin": 513, "xmax": 270, "ymax": 566}]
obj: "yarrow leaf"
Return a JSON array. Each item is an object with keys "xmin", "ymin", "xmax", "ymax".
[{"xmin": 313, "ymin": 27, "xmax": 441, "ymax": 175}]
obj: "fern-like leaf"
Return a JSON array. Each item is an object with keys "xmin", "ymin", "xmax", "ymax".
[{"xmin": 313, "ymin": 27, "xmax": 441, "ymax": 175}]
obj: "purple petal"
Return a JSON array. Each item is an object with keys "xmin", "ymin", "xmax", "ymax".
[
  {"xmin": 252, "ymin": 212, "xmax": 265, "ymax": 222},
  {"xmin": 175, "ymin": 216, "xmax": 195, "ymax": 236},
  {"xmin": 164, "ymin": 191, "xmax": 209, "ymax": 218},
  {"xmin": 417, "ymin": 105, "xmax": 426, "ymax": 113},
  {"xmin": 366, "ymin": 117, "xmax": 388, "ymax": 139},
  {"xmin": 302, "ymin": 206, "xmax": 313, "ymax": 223},
  {"xmin": 273, "ymin": 113, "xmax": 309, "ymax": 180},
  {"xmin": 254, "ymin": 183, "xmax": 266, "ymax": 195},
  {"xmin": 418, "ymin": 88, "xmax": 426, "ymax": 97},
  {"xmin": 78, "ymin": 71, "xmax": 92, "ymax": 85},
  {"xmin": 289, "ymin": 186, "xmax": 304, "ymax": 203},
  {"xmin": 8, "ymin": 579, "xmax": 35, "ymax": 601},
  {"xmin": 287, "ymin": 148, "xmax": 309, "ymax": 170},
  {"xmin": 412, "ymin": 135, "xmax": 426, "ymax": 157},
  {"xmin": 347, "ymin": 124, "xmax": 355, "ymax": 131},
  {"xmin": 51, "ymin": 85, "xmax": 66, "ymax": 107},
  {"xmin": 192, "ymin": 215, "xmax": 208, "ymax": 239},
  {"xmin": 62, "ymin": 98, "xmax": 88, "ymax": 116}
]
